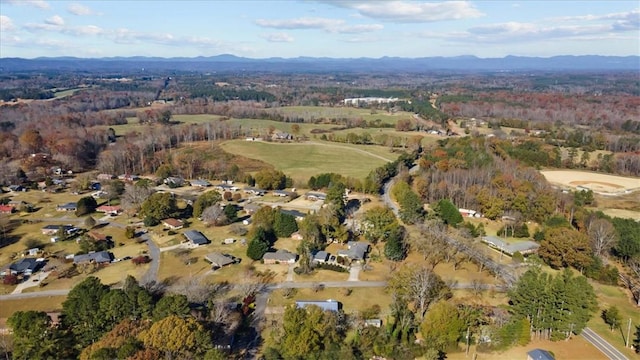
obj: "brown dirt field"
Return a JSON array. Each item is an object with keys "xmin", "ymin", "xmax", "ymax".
[
  {"xmin": 540, "ymin": 170, "xmax": 640, "ymax": 194},
  {"xmin": 445, "ymin": 337, "xmax": 607, "ymax": 360}
]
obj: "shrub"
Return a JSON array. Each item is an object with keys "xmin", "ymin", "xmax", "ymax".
[
  {"xmin": 124, "ymin": 226, "xmax": 136, "ymax": 239},
  {"xmin": 143, "ymin": 216, "xmax": 159, "ymax": 227},
  {"xmin": 315, "ymin": 262, "xmax": 348, "ymax": 273},
  {"xmin": 3, "ymin": 274, "xmax": 18, "ymax": 285},
  {"xmin": 132, "ymin": 255, "xmax": 151, "ymax": 265}
]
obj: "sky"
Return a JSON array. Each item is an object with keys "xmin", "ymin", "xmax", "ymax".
[{"xmin": 0, "ymin": 0, "xmax": 639, "ymax": 59}]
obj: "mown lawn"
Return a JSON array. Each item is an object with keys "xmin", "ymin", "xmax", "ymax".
[
  {"xmin": 220, "ymin": 140, "xmax": 393, "ymax": 182},
  {"xmin": 0, "ymin": 296, "xmax": 67, "ymax": 318}
]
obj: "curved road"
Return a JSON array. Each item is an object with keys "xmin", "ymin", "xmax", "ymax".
[{"xmin": 140, "ymin": 233, "xmax": 160, "ymax": 285}]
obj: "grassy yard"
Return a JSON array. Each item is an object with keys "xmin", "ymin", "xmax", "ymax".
[
  {"xmin": 220, "ymin": 139, "xmax": 393, "ymax": 182},
  {"xmin": 267, "ymin": 286, "xmax": 392, "ymax": 315},
  {"xmin": 0, "ymin": 296, "xmax": 67, "ymax": 318},
  {"xmin": 444, "ymin": 337, "xmax": 608, "ymax": 360}
]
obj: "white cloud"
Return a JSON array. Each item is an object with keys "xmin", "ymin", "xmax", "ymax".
[
  {"xmin": 4, "ymin": 0, "xmax": 50, "ymax": 9},
  {"xmin": 255, "ymin": 16, "xmax": 382, "ymax": 34},
  {"xmin": 261, "ymin": 32, "xmax": 294, "ymax": 42},
  {"xmin": 332, "ymin": 23, "xmax": 383, "ymax": 34},
  {"xmin": 255, "ymin": 17, "xmax": 344, "ymax": 30},
  {"xmin": 45, "ymin": 15, "xmax": 65, "ymax": 26},
  {"xmin": 0, "ymin": 15, "xmax": 15, "ymax": 32},
  {"xmin": 67, "ymin": 3, "xmax": 96, "ymax": 16},
  {"xmin": 322, "ymin": 0, "xmax": 484, "ymax": 23}
]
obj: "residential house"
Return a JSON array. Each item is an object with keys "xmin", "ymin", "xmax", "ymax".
[
  {"xmin": 86, "ymin": 231, "xmax": 109, "ymax": 242},
  {"xmin": 295, "ymin": 300, "xmax": 340, "ymax": 312},
  {"xmin": 56, "ymin": 202, "xmax": 77, "ymax": 212},
  {"xmin": 190, "ymin": 179, "xmax": 211, "ymax": 188},
  {"xmin": 263, "ymin": 249, "xmax": 297, "ymax": 264},
  {"xmin": 8, "ymin": 185, "xmax": 25, "ymax": 192},
  {"xmin": 162, "ymin": 218, "xmax": 184, "ymax": 230},
  {"xmin": 27, "ymin": 248, "xmax": 40, "ymax": 256},
  {"xmin": 337, "ymin": 241, "xmax": 370, "ymax": 261},
  {"xmin": 272, "ymin": 131, "xmax": 293, "ymax": 141},
  {"xmin": 97, "ymin": 173, "xmax": 114, "ymax": 181},
  {"xmin": 0, "ymin": 205, "xmax": 14, "ymax": 214},
  {"xmin": 164, "ymin": 176, "xmax": 185, "ymax": 187},
  {"xmin": 96, "ymin": 205, "xmax": 122, "ymax": 215},
  {"xmin": 243, "ymin": 187, "xmax": 266, "ymax": 196},
  {"xmin": 184, "ymin": 230, "xmax": 210, "ymax": 246},
  {"xmin": 243, "ymin": 203, "xmax": 262, "ymax": 215},
  {"xmin": 41, "ymin": 224, "xmax": 76, "ymax": 235},
  {"xmin": 215, "ymin": 184, "xmax": 239, "ymax": 192},
  {"xmin": 118, "ymin": 174, "xmax": 139, "ymax": 182},
  {"xmin": 273, "ymin": 190, "xmax": 292, "ymax": 197},
  {"xmin": 73, "ymin": 251, "xmax": 113, "ymax": 265},
  {"xmin": 527, "ymin": 349, "xmax": 555, "ymax": 360},
  {"xmin": 5, "ymin": 258, "xmax": 43, "ymax": 276},
  {"xmin": 305, "ymin": 191, "xmax": 326, "ymax": 201},
  {"xmin": 364, "ymin": 319, "xmax": 383, "ymax": 328},
  {"xmin": 458, "ymin": 208, "xmax": 482, "ymax": 218},
  {"xmin": 312, "ymin": 250, "xmax": 329, "ymax": 263},
  {"xmin": 279, "ymin": 209, "xmax": 306, "ymax": 221},
  {"xmin": 481, "ymin": 236, "xmax": 540, "ymax": 256},
  {"xmin": 205, "ymin": 252, "xmax": 236, "ymax": 269}
]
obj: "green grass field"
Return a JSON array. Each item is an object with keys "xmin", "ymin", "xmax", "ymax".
[
  {"xmin": 220, "ymin": 139, "xmax": 395, "ymax": 182},
  {"xmin": 268, "ymin": 106, "xmax": 414, "ymax": 125}
]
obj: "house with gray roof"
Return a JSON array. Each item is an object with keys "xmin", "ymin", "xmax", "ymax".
[
  {"xmin": 5, "ymin": 258, "xmax": 42, "ymax": 275},
  {"xmin": 296, "ymin": 300, "xmax": 341, "ymax": 312},
  {"xmin": 56, "ymin": 202, "xmax": 77, "ymax": 212},
  {"xmin": 263, "ymin": 249, "xmax": 297, "ymax": 264},
  {"xmin": 305, "ymin": 192, "xmax": 326, "ymax": 201},
  {"xmin": 527, "ymin": 349, "xmax": 555, "ymax": 360},
  {"xmin": 205, "ymin": 252, "xmax": 236, "ymax": 268},
  {"xmin": 279, "ymin": 209, "xmax": 306, "ymax": 221},
  {"xmin": 184, "ymin": 230, "xmax": 210, "ymax": 246},
  {"xmin": 481, "ymin": 236, "xmax": 540, "ymax": 256},
  {"xmin": 190, "ymin": 179, "xmax": 211, "ymax": 188},
  {"xmin": 337, "ymin": 241, "xmax": 369, "ymax": 261},
  {"xmin": 243, "ymin": 187, "xmax": 266, "ymax": 196},
  {"xmin": 73, "ymin": 251, "xmax": 113, "ymax": 265},
  {"xmin": 312, "ymin": 250, "xmax": 329, "ymax": 263}
]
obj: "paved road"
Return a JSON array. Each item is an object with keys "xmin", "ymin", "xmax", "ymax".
[
  {"xmin": 581, "ymin": 327, "xmax": 629, "ymax": 360},
  {"xmin": 140, "ymin": 233, "xmax": 160, "ymax": 285}
]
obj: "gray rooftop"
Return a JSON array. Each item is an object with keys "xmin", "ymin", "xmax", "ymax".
[
  {"xmin": 481, "ymin": 236, "xmax": 540, "ymax": 255},
  {"xmin": 312, "ymin": 250, "xmax": 329, "ymax": 262},
  {"xmin": 338, "ymin": 241, "xmax": 369, "ymax": 260},
  {"xmin": 527, "ymin": 349, "xmax": 555, "ymax": 360},
  {"xmin": 184, "ymin": 230, "xmax": 210, "ymax": 245},
  {"xmin": 296, "ymin": 300, "xmax": 340, "ymax": 312},
  {"xmin": 74, "ymin": 251, "xmax": 112, "ymax": 264},
  {"xmin": 263, "ymin": 249, "xmax": 297, "ymax": 262},
  {"xmin": 205, "ymin": 252, "xmax": 235, "ymax": 268},
  {"xmin": 9, "ymin": 258, "xmax": 41, "ymax": 274}
]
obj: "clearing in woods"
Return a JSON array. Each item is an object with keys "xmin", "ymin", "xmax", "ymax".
[{"xmin": 540, "ymin": 170, "xmax": 640, "ymax": 194}]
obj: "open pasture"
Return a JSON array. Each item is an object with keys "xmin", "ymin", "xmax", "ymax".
[{"xmin": 220, "ymin": 140, "xmax": 396, "ymax": 182}]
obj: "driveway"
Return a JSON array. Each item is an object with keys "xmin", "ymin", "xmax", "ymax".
[
  {"xmin": 11, "ymin": 271, "xmax": 52, "ymax": 294},
  {"xmin": 348, "ymin": 263, "xmax": 361, "ymax": 281},
  {"xmin": 140, "ymin": 233, "xmax": 160, "ymax": 285}
]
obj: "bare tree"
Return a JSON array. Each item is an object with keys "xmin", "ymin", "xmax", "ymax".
[
  {"xmin": 121, "ymin": 183, "xmax": 154, "ymax": 214},
  {"xmin": 201, "ymin": 205, "xmax": 226, "ymax": 226},
  {"xmin": 587, "ymin": 218, "xmax": 617, "ymax": 259},
  {"xmin": 388, "ymin": 265, "xmax": 450, "ymax": 320}
]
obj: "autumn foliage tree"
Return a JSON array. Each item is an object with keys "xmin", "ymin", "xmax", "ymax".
[{"xmin": 140, "ymin": 315, "xmax": 212, "ymax": 359}]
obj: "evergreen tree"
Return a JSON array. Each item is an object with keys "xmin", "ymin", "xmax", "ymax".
[
  {"xmin": 601, "ymin": 306, "xmax": 622, "ymax": 332},
  {"xmin": 76, "ymin": 196, "xmax": 98, "ymax": 216},
  {"xmin": 274, "ymin": 211, "xmax": 298, "ymax": 238},
  {"xmin": 247, "ymin": 238, "xmax": 269, "ymax": 261},
  {"xmin": 193, "ymin": 191, "xmax": 222, "ymax": 218},
  {"xmin": 434, "ymin": 199, "xmax": 463, "ymax": 227},
  {"xmin": 224, "ymin": 204, "xmax": 238, "ymax": 223},
  {"xmin": 384, "ymin": 226, "xmax": 407, "ymax": 261},
  {"xmin": 633, "ymin": 325, "xmax": 640, "ymax": 353},
  {"xmin": 62, "ymin": 276, "xmax": 111, "ymax": 350}
]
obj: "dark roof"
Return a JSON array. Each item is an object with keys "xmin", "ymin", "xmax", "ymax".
[
  {"xmin": 296, "ymin": 300, "xmax": 340, "ymax": 312},
  {"xmin": 74, "ymin": 251, "xmax": 112, "ymax": 264},
  {"xmin": 42, "ymin": 224, "xmax": 74, "ymax": 231},
  {"xmin": 527, "ymin": 349, "xmax": 555, "ymax": 360},
  {"xmin": 57, "ymin": 202, "xmax": 77, "ymax": 210},
  {"xmin": 184, "ymin": 230, "xmax": 210, "ymax": 245},
  {"xmin": 481, "ymin": 236, "xmax": 540, "ymax": 255},
  {"xmin": 10, "ymin": 258, "xmax": 40, "ymax": 273}
]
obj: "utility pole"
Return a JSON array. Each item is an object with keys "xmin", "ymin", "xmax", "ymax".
[
  {"xmin": 626, "ymin": 318, "xmax": 632, "ymax": 348},
  {"xmin": 466, "ymin": 327, "xmax": 471, "ymax": 356}
]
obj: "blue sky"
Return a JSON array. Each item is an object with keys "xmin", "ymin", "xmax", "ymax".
[{"xmin": 1, "ymin": 0, "xmax": 638, "ymax": 58}]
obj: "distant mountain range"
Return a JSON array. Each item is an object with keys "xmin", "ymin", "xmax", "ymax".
[{"xmin": 1, "ymin": 55, "xmax": 638, "ymax": 73}]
